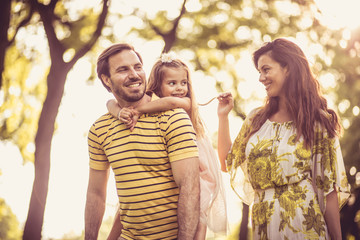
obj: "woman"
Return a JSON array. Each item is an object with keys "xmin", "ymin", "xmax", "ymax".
[{"xmin": 218, "ymin": 38, "xmax": 350, "ymax": 239}]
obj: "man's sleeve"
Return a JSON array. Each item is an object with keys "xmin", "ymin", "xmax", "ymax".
[
  {"xmin": 88, "ymin": 124, "xmax": 110, "ymax": 170},
  {"xmin": 164, "ymin": 109, "xmax": 199, "ymax": 162}
]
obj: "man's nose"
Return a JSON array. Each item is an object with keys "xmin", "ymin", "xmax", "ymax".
[{"xmin": 128, "ymin": 68, "xmax": 138, "ymax": 78}]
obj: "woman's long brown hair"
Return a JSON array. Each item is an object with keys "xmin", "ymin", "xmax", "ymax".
[
  {"xmin": 147, "ymin": 58, "xmax": 205, "ymax": 138},
  {"xmin": 249, "ymin": 38, "xmax": 342, "ymax": 148}
]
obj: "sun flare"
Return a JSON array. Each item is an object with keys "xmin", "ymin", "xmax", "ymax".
[{"xmin": 315, "ymin": 0, "xmax": 360, "ymax": 30}]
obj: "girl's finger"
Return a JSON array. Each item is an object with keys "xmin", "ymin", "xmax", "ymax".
[
  {"xmin": 130, "ymin": 122, "xmax": 136, "ymax": 132},
  {"xmin": 218, "ymin": 92, "xmax": 232, "ymax": 98}
]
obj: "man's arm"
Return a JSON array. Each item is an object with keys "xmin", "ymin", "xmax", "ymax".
[
  {"xmin": 107, "ymin": 208, "xmax": 123, "ymax": 240},
  {"xmin": 85, "ymin": 168, "xmax": 110, "ymax": 240},
  {"xmin": 171, "ymin": 157, "xmax": 200, "ymax": 240}
]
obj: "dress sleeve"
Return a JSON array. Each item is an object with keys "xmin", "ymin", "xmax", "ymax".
[
  {"xmin": 226, "ymin": 109, "xmax": 258, "ymax": 205},
  {"xmin": 312, "ymin": 127, "xmax": 351, "ymax": 213},
  {"xmin": 197, "ymin": 136, "xmax": 228, "ymax": 234}
]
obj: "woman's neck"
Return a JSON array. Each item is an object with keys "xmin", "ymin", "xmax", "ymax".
[{"xmin": 269, "ymin": 97, "xmax": 292, "ymax": 123}]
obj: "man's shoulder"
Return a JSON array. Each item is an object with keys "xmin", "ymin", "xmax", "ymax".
[
  {"xmin": 146, "ymin": 108, "xmax": 186, "ymax": 118},
  {"xmin": 154, "ymin": 108, "xmax": 188, "ymax": 121},
  {"xmin": 89, "ymin": 113, "xmax": 115, "ymax": 131}
]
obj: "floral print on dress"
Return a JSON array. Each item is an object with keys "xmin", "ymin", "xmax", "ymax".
[{"xmin": 227, "ymin": 109, "xmax": 351, "ymax": 239}]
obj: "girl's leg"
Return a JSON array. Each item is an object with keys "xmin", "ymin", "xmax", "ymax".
[{"xmin": 194, "ymin": 222, "xmax": 207, "ymax": 240}]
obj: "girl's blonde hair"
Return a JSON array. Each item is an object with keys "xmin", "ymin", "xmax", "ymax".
[{"xmin": 147, "ymin": 57, "xmax": 205, "ymax": 137}]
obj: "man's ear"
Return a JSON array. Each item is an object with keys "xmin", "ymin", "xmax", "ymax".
[{"xmin": 101, "ymin": 74, "xmax": 112, "ymax": 89}]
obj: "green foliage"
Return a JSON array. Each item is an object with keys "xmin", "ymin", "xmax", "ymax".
[
  {"xmin": 130, "ymin": 0, "xmax": 322, "ymax": 118},
  {"xmin": 0, "ymin": 45, "xmax": 47, "ymax": 162},
  {"xmin": 126, "ymin": 0, "xmax": 360, "ymax": 189},
  {"xmin": 8, "ymin": 1, "xmax": 32, "ymax": 41},
  {"xmin": 310, "ymin": 26, "xmax": 360, "ymax": 186},
  {"xmin": 0, "ymin": 199, "xmax": 22, "ymax": 240},
  {"xmin": 56, "ymin": 6, "xmax": 99, "ymax": 51},
  {"xmin": 1, "ymin": 0, "xmax": 108, "ymax": 163}
]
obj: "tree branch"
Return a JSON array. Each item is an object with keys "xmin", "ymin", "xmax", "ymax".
[
  {"xmin": 172, "ymin": 0, "xmax": 187, "ymax": 31},
  {"xmin": 162, "ymin": 0, "xmax": 188, "ymax": 52},
  {"xmin": 33, "ymin": 0, "xmax": 64, "ymax": 59},
  {"xmin": 49, "ymin": 0, "xmax": 59, "ymax": 10},
  {"xmin": 149, "ymin": 22, "xmax": 164, "ymax": 37},
  {"xmin": 69, "ymin": 0, "xmax": 109, "ymax": 66}
]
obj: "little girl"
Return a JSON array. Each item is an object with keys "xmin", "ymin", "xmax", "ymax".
[{"xmin": 107, "ymin": 53, "xmax": 228, "ymax": 240}]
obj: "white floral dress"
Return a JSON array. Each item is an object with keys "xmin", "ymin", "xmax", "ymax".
[
  {"xmin": 227, "ymin": 109, "xmax": 350, "ymax": 239},
  {"xmin": 197, "ymin": 135, "xmax": 228, "ymax": 234}
]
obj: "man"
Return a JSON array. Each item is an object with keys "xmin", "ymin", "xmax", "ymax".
[{"xmin": 85, "ymin": 43, "xmax": 200, "ymax": 240}]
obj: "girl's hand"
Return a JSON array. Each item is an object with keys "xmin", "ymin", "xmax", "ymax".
[
  {"xmin": 118, "ymin": 107, "xmax": 133, "ymax": 126},
  {"xmin": 217, "ymin": 92, "xmax": 234, "ymax": 117},
  {"xmin": 128, "ymin": 109, "xmax": 140, "ymax": 132},
  {"xmin": 118, "ymin": 107, "xmax": 140, "ymax": 131}
]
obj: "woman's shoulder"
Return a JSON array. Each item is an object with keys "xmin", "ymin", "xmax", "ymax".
[
  {"xmin": 244, "ymin": 107, "xmax": 262, "ymax": 124},
  {"xmin": 248, "ymin": 107, "xmax": 262, "ymax": 118}
]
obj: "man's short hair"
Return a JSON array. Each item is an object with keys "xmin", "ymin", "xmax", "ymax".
[{"xmin": 97, "ymin": 43, "xmax": 143, "ymax": 92}]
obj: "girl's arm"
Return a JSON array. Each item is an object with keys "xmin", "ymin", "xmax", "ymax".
[
  {"xmin": 106, "ymin": 99, "xmax": 138, "ymax": 129},
  {"xmin": 106, "ymin": 97, "xmax": 191, "ymax": 131},
  {"xmin": 137, "ymin": 97, "xmax": 191, "ymax": 114},
  {"xmin": 107, "ymin": 99, "xmax": 122, "ymax": 119},
  {"xmin": 217, "ymin": 92, "xmax": 234, "ymax": 172},
  {"xmin": 324, "ymin": 190, "xmax": 342, "ymax": 240}
]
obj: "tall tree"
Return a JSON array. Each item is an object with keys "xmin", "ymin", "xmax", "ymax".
[
  {"xmin": 21, "ymin": 0, "xmax": 109, "ymax": 239},
  {"xmin": 0, "ymin": 0, "xmax": 12, "ymax": 89}
]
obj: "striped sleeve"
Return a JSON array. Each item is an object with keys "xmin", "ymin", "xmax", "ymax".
[
  {"xmin": 163, "ymin": 109, "xmax": 199, "ymax": 162},
  {"xmin": 88, "ymin": 122, "xmax": 110, "ymax": 170}
]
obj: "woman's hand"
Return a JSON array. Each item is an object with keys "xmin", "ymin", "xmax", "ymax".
[{"xmin": 217, "ymin": 92, "xmax": 234, "ymax": 117}]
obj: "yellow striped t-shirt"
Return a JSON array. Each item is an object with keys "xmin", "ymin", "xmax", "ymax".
[{"xmin": 88, "ymin": 108, "xmax": 198, "ymax": 239}]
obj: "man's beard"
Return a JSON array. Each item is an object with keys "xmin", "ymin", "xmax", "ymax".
[{"xmin": 112, "ymin": 78, "xmax": 146, "ymax": 103}]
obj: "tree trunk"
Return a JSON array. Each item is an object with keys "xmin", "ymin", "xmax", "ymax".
[
  {"xmin": 21, "ymin": 1, "xmax": 108, "ymax": 237},
  {"xmin": 23, "ymin": 64, "xmax": 68, "ymax": 240},
  {"xmin": 0, "ymin": 0, "xmax": 11, "ymax": 89}
]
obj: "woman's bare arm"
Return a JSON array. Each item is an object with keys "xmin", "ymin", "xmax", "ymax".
[
  {"xmin": 217, "ymin": 93, "xmax": 234, "ymax": 172},
  {"xmin": 324, "ymin": 190, "xmax": 342, "ymax": 240}
]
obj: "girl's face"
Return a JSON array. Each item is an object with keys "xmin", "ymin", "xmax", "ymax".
[
  {"xmin": 257, "ymin": 53, "xmax": 288, "ymax": 98},
  {"xmin": 160, "ymin": 67, "xmax": 189, "ymax": 98}
]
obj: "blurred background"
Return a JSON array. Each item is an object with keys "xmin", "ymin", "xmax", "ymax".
[{"xmin": 0, "ymin": 0, "xmax": 359, "ymax": 239}]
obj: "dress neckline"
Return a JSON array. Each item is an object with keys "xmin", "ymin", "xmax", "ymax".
[{"xmin": 266, "ymin": 119, "xmax": 293, "ymax": 125}]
